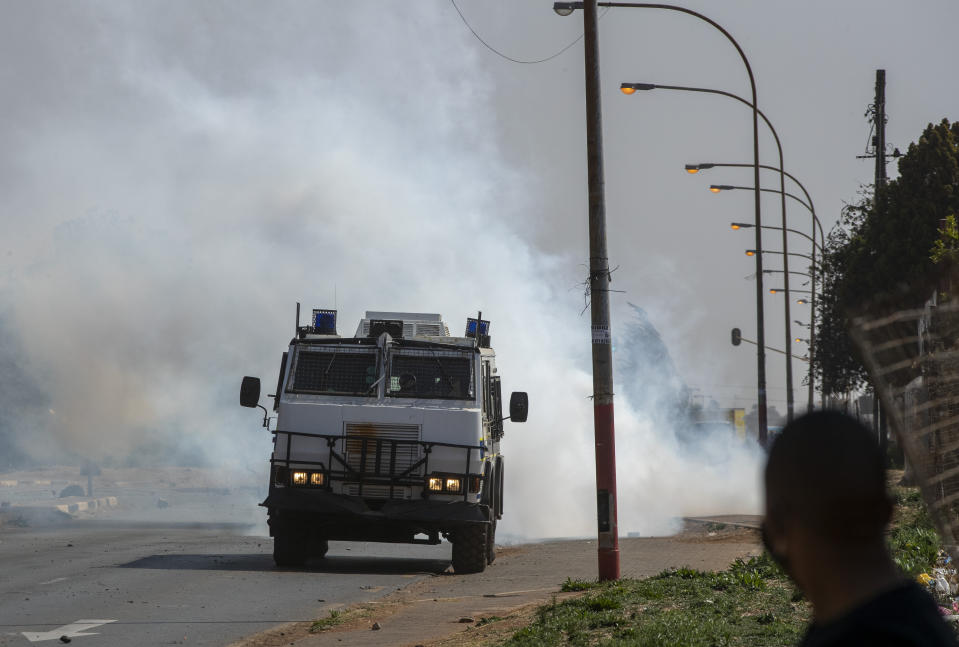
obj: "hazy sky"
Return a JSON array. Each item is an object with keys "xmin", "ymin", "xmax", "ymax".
[
  {"xmin": 461, "ymin": 0, "xmax": 959, "ymax": 411},
  {"xmin": 2, "ymin": 1, "xmax": 955, "ymax": 536}
]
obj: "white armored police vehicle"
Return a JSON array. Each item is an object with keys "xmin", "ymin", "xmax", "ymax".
[{"xmin": 240, "ymin": 308, "xmax": 527, "ymax": 573}]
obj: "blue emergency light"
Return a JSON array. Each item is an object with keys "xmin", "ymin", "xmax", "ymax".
[
  {"xmin": 465, "ymin": 318, "xmax": 490, "ymax": 338},
  {"xmin": 312, "ymin": 309, "xmax": 337, "ymax": 335}
]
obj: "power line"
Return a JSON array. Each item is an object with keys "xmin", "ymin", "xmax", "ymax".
[{"xmin": 450, "ymin": 0, "xmax": 604, "ymax": 65}]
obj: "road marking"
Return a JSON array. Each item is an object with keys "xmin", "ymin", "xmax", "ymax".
[
  {"xmin": 22, "ymin": 619, "xmax": 116, "ymax": 642},
  {"xmin": 38, "ymin": 577, "xmax": 67, "ymax": 585}
]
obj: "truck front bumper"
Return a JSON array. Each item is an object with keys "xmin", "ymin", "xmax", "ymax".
[{"xmin": 261, "ymin": 488, "xmax": 489, "ymax": 525}]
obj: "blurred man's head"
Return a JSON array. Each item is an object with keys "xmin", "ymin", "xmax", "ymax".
[{"xmin": 763, "ymin": 411, "xmax": 893, "ymax": 585}]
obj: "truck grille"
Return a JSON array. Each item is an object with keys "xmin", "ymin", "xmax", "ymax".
[
  {"xmin": 343, "ymin": 422, "xmax": 422, "ymax": 481},
  {"xmin": 343, "ymin": 484, "xmax": 412, "ymax": 499}
]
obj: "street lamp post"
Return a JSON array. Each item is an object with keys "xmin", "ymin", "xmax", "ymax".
[
  {"xmin": 732, "ymin": 222, "xmax": 821, "ymax": 406},
  {"xmin": 746, "ymin": 248, "xmax": 815, "ymax": 263},
  {"xmin": 730, "ymin": 222, "xmax": 822, "ymax": 253},
  {"xmin": 713, "ymin": 183, "xmax": 823, "ymax": 410},
  {"xmin": 571, "ymin": 4, "xmax": 768, "ymax": 444},
  {"xmin": 694, "ymin": 162, "xmax": 823, "ymax": 409},
  {"xmin": 554, "ymin": 0, "xmax": 768, "ymax": 579},
  {"xmin": 621, "ymin": 81, "xmax": 790, "ymax": 420},
  {"xmin": 764, "ymin": 270, "xmax": 816, "ymax": 280}
]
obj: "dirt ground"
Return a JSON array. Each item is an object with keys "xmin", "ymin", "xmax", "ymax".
[{"xmin": 230, "ymin": 519, "xmax": 761, "ymax": 647}]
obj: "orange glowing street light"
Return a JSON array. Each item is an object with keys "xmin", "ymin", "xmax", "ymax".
[
  {"xmin": 619, "ymin": 82, "xmax": 657, "ymax": 94},
  {"xmin": 685, "ymin": 163, "xmax": 716, "ymax": 174}
]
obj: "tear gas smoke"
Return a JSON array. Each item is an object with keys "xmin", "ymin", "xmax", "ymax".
[{"xmin": 0, "ymin": 3, "xmax": 760, "ymax": 538}]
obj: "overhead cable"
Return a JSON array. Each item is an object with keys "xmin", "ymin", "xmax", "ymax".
[{"xmin": 450, "ymin": 0, "xmax": 606, "ymax": 65}]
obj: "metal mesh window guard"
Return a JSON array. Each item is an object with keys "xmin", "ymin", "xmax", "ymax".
[
  {"xmin": 287, "ymin": 347, "xmax": 378, "ymax": 396},
  {"xmin": 387, "ymin": 349, "xmax": 473, "ymax": 400},
  {"xmin": 851, "ymin": 294, "xmax": 959, "ymax": 560}
]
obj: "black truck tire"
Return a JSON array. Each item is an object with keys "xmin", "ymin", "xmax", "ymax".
[
  {"xmin": 487, "ymin": 519, "xmax": 497, "ymax": 565},
  {"xmin": 273, "ymin": 524, "xmax": 309, "ymax": 567},
  {"xmin": 451, "ymin": 524, "xmax": 488, "ymax": 574}
]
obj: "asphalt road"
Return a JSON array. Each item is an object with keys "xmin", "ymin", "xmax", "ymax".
[{"xmin": 0, "ymin": 519, "xmax": 451, "ymax": 647}]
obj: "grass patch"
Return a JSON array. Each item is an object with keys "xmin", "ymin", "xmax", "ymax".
[
  {"xmin": 562, "ymin": 577, "xmax": 599, "ymax": 592},
  {"xmin": 310, "ymin": 609, "xmax": 345, "ymax": 633},
  {"xmin": 499, "ymin": 479, "xmax": 942, "ymax": 646},
  {"xmin": 889, "ymin": 480, "xmax": 940, "ymax": 577},
  {"xmin": 502, "ymin": 556, "xmax": 808, "ymax": 647}
]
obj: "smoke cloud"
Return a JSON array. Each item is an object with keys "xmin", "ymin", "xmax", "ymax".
[{"xmin": 0, "ymin": 2, "xmax": 760, "ymax": 538}]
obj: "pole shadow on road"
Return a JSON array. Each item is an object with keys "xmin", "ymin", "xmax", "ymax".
[{"xmin": 118, "ymin": 553, "xmax": 451, "ymax": 575}]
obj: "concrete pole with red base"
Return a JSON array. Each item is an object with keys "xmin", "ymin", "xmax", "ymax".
[{"xmin": 582, "ymin": 0, "xmax": 620, "ymax": 581}]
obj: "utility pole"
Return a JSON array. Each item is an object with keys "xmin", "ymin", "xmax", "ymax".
[
  {"xmin": 858, "ymin": 69, "xmax": 893, "ymax": 456},
  {"xmin": 876, "ymin": 68, "xmax": 887, "ymax": 454},
  {"xmin": 582, "ymin": 0, "xmax": 619, "ymax": 581},
  {"xmin": 872, "ymin": 70, "xmax": 888, "ymax": 458},
  {"xmin": 874, "ymin": 70, "xmax": 887, "ymax": 189}
]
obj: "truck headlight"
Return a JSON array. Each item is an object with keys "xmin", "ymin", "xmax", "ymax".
[
  {"xmin": 310, "ymin": 472, "xmax": 325, "ymax": 486},
  {"xmin": 292, "ymin": 471, "xmax": 308, "ymax": 486},
  {"xmin": 427, "ymin": 473, "xmax": 465, "ymax": 494}
]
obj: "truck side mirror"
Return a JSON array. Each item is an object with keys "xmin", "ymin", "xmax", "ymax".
[
  {"xmin": 240, "ymin": 376, "xmax": 261, "ymax": 408},
  {"xmin": 509, "ymin": 392, "xmax": 528, "ymax": 423}
]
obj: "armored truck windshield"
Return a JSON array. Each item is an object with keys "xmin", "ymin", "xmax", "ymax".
[
  {"xmin": 387, "ymin": 349, "xmax": 473, "ymax": 400},
  {"xmin": 286, "ymin": 346, "xmax": 379, "ymax": 396}
]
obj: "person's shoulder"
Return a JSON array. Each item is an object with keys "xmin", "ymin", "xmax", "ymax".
[{"xmin": 801, "ymin": 582, "xmax": 958, "ymax": 647}]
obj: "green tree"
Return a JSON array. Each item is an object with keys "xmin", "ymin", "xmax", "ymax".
[
  {"xmin": 814, "ymin": 119, "xmax": 959, "ymax": 396},
  {"xmin": 930, "ymin": 214, "xmax": 959, "ymax": 266},
  {"xmin": 814, "ymin": 194, "xmax": 871, "ymax": 395}
]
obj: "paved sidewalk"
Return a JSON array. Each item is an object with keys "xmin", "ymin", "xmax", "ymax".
[{"xmin": 234, "ymin": 521, "xmax": 762, "ymax": 647}]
